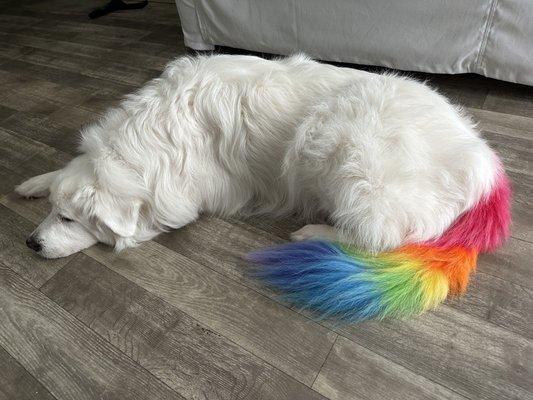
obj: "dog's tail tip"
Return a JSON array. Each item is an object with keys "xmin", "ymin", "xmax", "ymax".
[{"xmin": 247, "ymin": 240, "xmax": 472, "ymax": 323}]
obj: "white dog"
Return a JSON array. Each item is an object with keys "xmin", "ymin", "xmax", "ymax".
[{"xmin": 17, "ymin": 54, "xmax": 497, "ymax": 259}]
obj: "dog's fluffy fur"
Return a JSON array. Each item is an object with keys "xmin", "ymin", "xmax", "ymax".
[{"xmin": 17, "ymin": 54, "xmax": 498, "ymax": 258}]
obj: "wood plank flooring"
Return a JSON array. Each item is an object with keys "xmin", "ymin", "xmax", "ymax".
[{"xmin": 0, "ymin": 1, "xmax": 531, "ymax": 399}]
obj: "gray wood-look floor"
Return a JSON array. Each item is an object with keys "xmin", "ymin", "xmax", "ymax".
[{"xmin": 0, "ymin": 1, "xmax": 531, "ymax": 399}]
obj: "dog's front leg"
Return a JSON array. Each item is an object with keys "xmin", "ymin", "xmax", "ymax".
[{"xmin": 15, "ymin": 171, "xmax": 59, "ymax": 198}]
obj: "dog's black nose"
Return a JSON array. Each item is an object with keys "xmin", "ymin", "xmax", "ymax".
[{"xmin": 26, "ymin": 236, "xmax": 42, "ymax": 252}]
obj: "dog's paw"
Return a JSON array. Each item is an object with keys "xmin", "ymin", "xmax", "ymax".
[
  {"xmin": 15, "ymin": 178, "xmax": 47, "ymax": 199},
  {"xmin": 14, "ymin": 171, "xmax": 58, "ymax": 199},
  {"xmin": 290, "ymin": 224, "xmax": 337, "ymax": 242}
]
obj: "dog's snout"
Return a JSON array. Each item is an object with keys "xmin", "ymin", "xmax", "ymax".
[{"xmin": 26, "ymin": 235, "xmax": 42, "ymax": 252}]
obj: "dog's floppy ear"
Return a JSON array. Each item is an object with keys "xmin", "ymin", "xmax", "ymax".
[
  {"xmin": 93, "ymin": 191, "xmax": 141, "ymax": 238},
  {"xmin": 82, "ymin": 143, "xmax": 147, "ymax": 238},
  {"xmin": 15, "ymin": 170, "xmax": 60, "ymax": 198}
]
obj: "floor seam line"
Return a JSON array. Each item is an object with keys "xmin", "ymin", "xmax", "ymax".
[{"xmin": 311, "ymin": 334, "xmax": 338, "ymax": 389}]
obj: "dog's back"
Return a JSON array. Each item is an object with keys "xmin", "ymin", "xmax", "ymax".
[{"xmin": 147, "ymin": 54, "xmax": 369, "ymax": 215}]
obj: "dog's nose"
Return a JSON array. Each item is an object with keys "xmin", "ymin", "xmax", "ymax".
[{"xmin": 26, "ymin": 236, "xmax": 42, "ymax": 252}]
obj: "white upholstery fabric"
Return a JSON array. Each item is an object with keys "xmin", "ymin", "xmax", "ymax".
[{"xmin": 175, "ymin": 0, "xmax": 533, "ymax": 85}]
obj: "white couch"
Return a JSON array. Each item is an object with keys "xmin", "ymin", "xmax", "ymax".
[{"xmin": 175, "ymin": 0, "xmax": 533, "ymax": 86}]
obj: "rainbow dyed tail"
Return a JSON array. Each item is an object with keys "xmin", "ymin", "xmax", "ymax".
[{"xmin": 247, "ymin": 171, "xmax": 511, "ymax": 322}]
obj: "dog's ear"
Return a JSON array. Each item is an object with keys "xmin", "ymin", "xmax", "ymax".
[
  {"xmin": 15, "ymin": 170, "xmax": 60, "ymax": 198},
  {"xmin": 93, "ymin": 192, "xmax": 141, "ymax": 238}
]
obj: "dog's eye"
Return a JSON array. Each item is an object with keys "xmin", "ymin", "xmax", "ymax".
[{"xmin": 59, "ymin": 215, "xmax": 74, "ymax": 223}]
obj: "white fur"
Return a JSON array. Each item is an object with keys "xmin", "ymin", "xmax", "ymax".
[{"xmin": 16, "ymin": 54, "xmax": 498, "ymax": 258}]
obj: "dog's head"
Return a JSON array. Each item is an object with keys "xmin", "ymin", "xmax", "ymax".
[{"xmin": 16, "ymin": 154, "xmax": 143, "ymax": 258}]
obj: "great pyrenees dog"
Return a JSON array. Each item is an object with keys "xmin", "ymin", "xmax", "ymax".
[{"xmin": 17, "ymin": 54, "xmax": 498, "ymax": 259}]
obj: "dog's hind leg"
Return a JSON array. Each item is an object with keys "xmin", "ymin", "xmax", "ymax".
[
  {"xmin": 291, "ymin": 224, "xmax": 338, "ymax": 242},
  {"xmin": 15, "ymin": 171, "xmax": 59, "ymax": 198}
]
